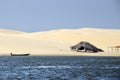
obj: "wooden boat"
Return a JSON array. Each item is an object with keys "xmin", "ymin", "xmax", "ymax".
[{"xmin": 10, "ymin": 53, "xmax": 30, "ymax": 56}]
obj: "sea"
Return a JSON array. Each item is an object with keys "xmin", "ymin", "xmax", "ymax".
[{"xmin": 0, "ymin": 56, "xmax": 120, "ymax": 80}]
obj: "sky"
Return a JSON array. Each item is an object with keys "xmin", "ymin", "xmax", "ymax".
[{"xmin": 0, "ymin": 0, "xmax": 120, "ymax": 32}]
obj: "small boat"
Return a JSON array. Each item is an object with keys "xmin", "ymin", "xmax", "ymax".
[{"xmin": 10, "ymin": 53, "xmax": 30, "ymax": 56}]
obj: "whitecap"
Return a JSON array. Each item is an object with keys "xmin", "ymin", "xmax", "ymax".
[{"xmin": 19, "ymin": 65, "xmax": 83, "ymax": 69}]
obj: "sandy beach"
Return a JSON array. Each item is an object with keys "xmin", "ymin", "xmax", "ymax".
[{"xmin": 0, "ymin": 28, "xmax": 120, "ymax": 56}]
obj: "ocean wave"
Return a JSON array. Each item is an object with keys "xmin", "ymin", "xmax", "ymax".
[
  {"xmin": 19, "ymin": 65, "xmax": 82, "ymax": 69},
  {"xmin": 14, "ymin": 65, "xmax": 120, "ymax": 70}
]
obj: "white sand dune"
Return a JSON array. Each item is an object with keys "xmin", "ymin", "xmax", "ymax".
[
  {"xmin": 0, "ymin": 29, "xmax": 25, "ymax": 34},
  {"xmin": 0, "ymin": 28, "xmax": 120, "ymax": 56}
]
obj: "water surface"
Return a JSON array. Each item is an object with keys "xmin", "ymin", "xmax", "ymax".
[{"xmin": 0, "ymin": 56, "xmax": 120, "ymax": 80}]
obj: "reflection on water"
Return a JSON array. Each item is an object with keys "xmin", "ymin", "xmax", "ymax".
[{"xmin": 0, "ymin": 56, "xmax": 120, "ymax": 80}]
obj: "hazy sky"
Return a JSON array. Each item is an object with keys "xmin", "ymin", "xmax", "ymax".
[{"xmin": 0, "ymin": 0, "xmax": 120, "ymax": 32}]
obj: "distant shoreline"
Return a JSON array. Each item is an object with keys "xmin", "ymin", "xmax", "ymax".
[{"xmin": 0, "ymin": 52, "xmax": 120, "ymax": 57}]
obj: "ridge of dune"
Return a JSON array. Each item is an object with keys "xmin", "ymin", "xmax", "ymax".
[
  {"xmin": 28, "ymin": 28, "xmax": 120, "ymax": 46},
  {"xmin": 0, "ymin": 28, "xmax": 120, "ymax": 56},
  {"xmin": 0, "ymin": 28, "xmax": 26, "ymax": 34}
]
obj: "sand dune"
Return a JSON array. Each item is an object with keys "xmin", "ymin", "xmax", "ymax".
[
  {"xmin": 0, "ymin": 28, "xmax": 120, "ymax": 56},
  {"xmin": 0, "ymin": 29, "xmax": 25, "ymax": 34}
]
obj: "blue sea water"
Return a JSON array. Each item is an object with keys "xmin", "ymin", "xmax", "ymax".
[{"xmin": 0, "ymin": 56, "xmax": 120, "ymax": 80}]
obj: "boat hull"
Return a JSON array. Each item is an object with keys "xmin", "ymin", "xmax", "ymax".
[{"xmin": 10, "ymin": 53, "xmax": 30, "ymax": 56}]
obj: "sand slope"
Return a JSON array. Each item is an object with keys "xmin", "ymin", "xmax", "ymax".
[
  {"xmin": 0, "ymin": 29, "xmax": 25, "ymax": 34},
  {"xmin": 0, "ymin": 28, "xmax": 120, "ymax": 56}
]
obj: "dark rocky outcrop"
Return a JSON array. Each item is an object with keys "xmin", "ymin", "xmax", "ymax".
[{"xmin": 71, "ymin": 41, "xmax": 104, "ymax": 53}]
